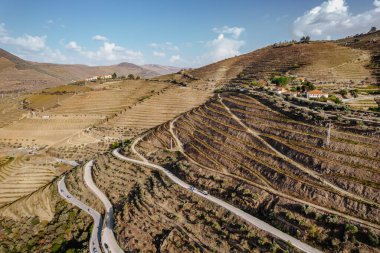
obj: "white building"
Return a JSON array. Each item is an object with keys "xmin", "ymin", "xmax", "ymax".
[
  {"xmin": 272, "ymin": 87, "xmax": 287, "ymax": 94},
  {"xmin": 85, "ymin": 76, "xmax": 98, "ymax": 82},
  {"xmin": 100, "ymin": 74, "xmax": 112, "ymax": 80},
  {"xmin": 306, "ymin": 90, "xmax": 328, "ymax": 99}
]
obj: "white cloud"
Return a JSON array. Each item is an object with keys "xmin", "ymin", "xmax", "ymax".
[
  {"xmin": 24, "ymin": 48, "xmax": 67, "ymax": 63},
  {"xmin": 207, "ymin": 33, "xmax": 245, "ymax": 61},
  {"xmin": 0, "ymin": 23, "xmax": 46, "ymax": 51},
  {"xmin": 153, "ymin": 51, "xmax": 165, "ymax": 57},
  {"xmin": 66, "ymin": 41, "xmax": 82, "ymax": 51},
  {"xmin": 212, "ymin": 26, "xmax": 245, "ymax": 38},
  {"xmin": 169, "ymin": 55, "xmax": 181, "ymax": 63},
  {"xmin": 66, "ymin": 40, "xmax": 144, "ymax": 65},
  {"xmin": 293, "ymin": 0, "xmax": 380, "ymax": 39},
  {"xmin": 92, "ymin": 35, "xmax": 108, "ymax": 41},
  {"xmin": 149, "ymin": 41, "xmax": 179, "ymax": 51}
]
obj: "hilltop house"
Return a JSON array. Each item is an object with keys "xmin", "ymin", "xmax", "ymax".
[
  {"xmin": 85, "ymin": 76, "xmax": 98, "ymax": 82},
  {"xmin": 306, "ymin": 90, "xmax": 328, "ymax": 99},
  {"xmin": 100, "ymin": 74, "xmax": 112, "ymax": 80},
  {"xmin": 272, "ymin": 87, "xmax": 287, "ymax": 94}
]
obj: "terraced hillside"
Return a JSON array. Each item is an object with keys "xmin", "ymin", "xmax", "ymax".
[
  {"xmin": 108, "ymin": 86, "xmax": 211, "ymax": 131},
  {"xmin": 0, "ymin": 154, "xmax": 59, "ymax": 208},
  {"xmin": 0, "ymin": 80, "xmax": 169, "ymax": 147},
  {"xmin": 0, "ymin": 96, "xmax": 24, "ymax": 128},
  {"xmin": 0, "ymin": 179, "xmax": 94, "ymax": 253},
  {"xmin": 337, "ymin": 31, "xmax": 380, "ymax": 86},
  {"xmin": 228, "ymin": 42, "xmax": 373, "ymax": 88},
  {"xmin": 50, "ymin": 80, "xmax": 167, "ymax": 116},
  {"xmin": 89, "ymin": 153, "xmax": 295, "ymax": 252},
  {"xmin": 134, "ymin": 91, "xmax": 380, "ymax": 252}
]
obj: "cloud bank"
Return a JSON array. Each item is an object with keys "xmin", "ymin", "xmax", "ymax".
[
  {"xmin": 293, "ymin": 0, "xmax": 380, "ymax": 39},
  {"xmin": 207, "ymin": 26, "xmax": 245, "ymax": 61},
  {"xmin": 0, "ymin": 23, "xmax": 46, "ymax": 51},
  {"xmin": 66, "ymin": 40, "xmax": 143, "ymax": 65}
]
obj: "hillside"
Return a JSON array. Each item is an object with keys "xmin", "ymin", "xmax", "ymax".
[
  {"xmin": 178, "ymin": 32, "xmax": 380, "ymax": 92},
  {"xmin": 0, "ymin": 32, "xmax": 379, "ymax": 252},
  {"xmin": 142, "ymin": 64, "xmax": 181, "ymax": 75},
  {"xmin": 0, "ymin": 49, "xmax": 179, "ymax": 93}
]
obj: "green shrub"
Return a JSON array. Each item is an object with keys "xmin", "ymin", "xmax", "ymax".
[
  {"xmin": 339, "ymin": 89, "xmax": 348, "ymax": 96},
  {"xmin": 271, "ymin": 76, "xmax": 292, "ymax": 86},
  {"xmin": 328, "ymin": 95, "xmax": 342, "ymax": 104},
  {"xmin": 369, "ymin": 106, "xmax": 380, "ymax": 112},
  {"xmin": 367, "ymin": 230, "xmax": 379, "ymax": 246},
  {"xmin": 345, "ymin": 223, "xmax": 358, "ymax": 234}
]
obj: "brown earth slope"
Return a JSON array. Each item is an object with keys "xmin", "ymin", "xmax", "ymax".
[
  {"xmin": 183, "ymin": 33, "xmax": 380, "ymax": 90},
  {"xmin": 0, "ymin": 48, "xmax": 179, "ymax": 93},
  {"xmin": 134, "ymin": 91, "xmax": 380, "ymax": 252}
]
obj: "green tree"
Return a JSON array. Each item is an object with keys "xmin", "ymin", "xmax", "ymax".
[
  {"xmin": 302, "ymin": 81, "xmax": 315, "ymax": 91},
  {"xmin": 339, "ymin": 89, "xmax": 348, "ymax": 96},
  {"xmin": 112, "ymin": 72, "xmax": 117, "ymax": 79},
  {"xmin": 127, "ymin": 74, "xmax": 135, "ymax": 80},
  {"xmin": 271, "ymin": 76, "xmax": 291, "ymax": 86},
  {"xmin": 300, "ymin": 36, "xmax": 311, "ymax": 43},
  {"xmin": 345, "ymin": 224, "xmax": 358, "ymax": 234}
]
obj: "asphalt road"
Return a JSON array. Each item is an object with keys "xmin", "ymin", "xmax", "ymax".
[
  {"xmin": 112, "ymin": 148, "xmax": 322, "ymax": 253},
  {"xmin": 83, "ymin": 160, "xmax": 124, "ymax": 253},
  {"xmin": 58, "ymin": 177, "xmax": 102, "ymax": 253}
]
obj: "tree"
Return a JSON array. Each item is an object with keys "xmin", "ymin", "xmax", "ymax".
[
  {"xmin": 112, "ymin": 72, "xmax": 117, "ymax": 79},
  {"xmin": 367, "ymin": 230, "xmax": 379, "ymax": 246},
  {"xmin": 127, "ymin": 74, "xmax": 135, "ymax": 80},
  {"xmin": 350, "ymin": 89, "xmax": 358, "ymax": 98},
  {"xmin": 300, "ymin": 36, "xmax": 311, "ymax": 43},
  {"xmin": 302, "ymin": 81, "xmax": 315, "ymax": 91},
  {"xmin": 339, "ymin": 89, "xmax": 348, "ymax": 96},
  {"xmin": 345, "ymin": 224, "xmax": 359, "ymax": 234},
  {"xmin": 271, "ymin": 76, "xmax": 291, "ymax": 86},
  {"xmin": 369, "ymin": 26, "xmax": 377, "ymax": 33}
]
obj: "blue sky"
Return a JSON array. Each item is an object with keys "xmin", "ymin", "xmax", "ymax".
[{"xmin": 0, "ymin": 0, "xmax": 379, "ymax": 67}]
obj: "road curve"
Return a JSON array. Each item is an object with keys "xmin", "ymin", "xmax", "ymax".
[
  {"xmin": 58, "ymin": 177, "xmax": 102, "ymax": 253},
  {"xmin": 83, "ymin": 160, "xmax": 124, "ymax": 253},
  {"xmin": 112, "ymin": 148, "xmax": 322, "ymax": 253}
]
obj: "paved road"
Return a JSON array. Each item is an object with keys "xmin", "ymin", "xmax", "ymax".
[
  {"xmin": 58, "ymin": 177, "xmax": 102, "ymax": 253},
  {"xmin": 55, "ymin": 158, "xmax": 79, "ymax": 167},
  {"xmin": 83, "ymin": 160, "xmax": 124, "ymax": 253},
  {"xmin": 342, "ymin": 95, "xmax": 380, "ymax": 103},
  {"xmin": 112, "ymin": 149, "xmax": 322, "ymax": 253}
]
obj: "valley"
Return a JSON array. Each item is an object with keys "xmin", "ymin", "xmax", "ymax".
[{"xmin": 0, "ymin": 30, "xmax": 379, "ymax": 253}]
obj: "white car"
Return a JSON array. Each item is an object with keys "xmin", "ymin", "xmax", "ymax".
[{"xmin": 200, "ymin": 190, "xmax": 208, "ymax": 195}]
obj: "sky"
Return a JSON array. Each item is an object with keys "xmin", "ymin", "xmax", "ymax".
[{"xmin": 0, "ymin": 0, "xmax": 379, "ymax": 67}]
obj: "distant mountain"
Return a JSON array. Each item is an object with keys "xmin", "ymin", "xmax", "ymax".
[
  {"xmin": 142, "ymin": 64, "xmax": 181, "ymax": 75},
  {"xmin": 0, "ymin": 49, "xmax": 179, "ymax": 93}
]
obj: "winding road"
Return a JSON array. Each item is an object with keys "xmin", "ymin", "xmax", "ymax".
[
  {"xmin": 112, "ymin": 148, "xmax": 322, "ymax": 253},
  {"xmin": 58, "ymin": 177, "xmax": 102, "ymax": 253},
  {"xmin": 83, "ymin": 160, "xmax": 124, "ymax": 253}
]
